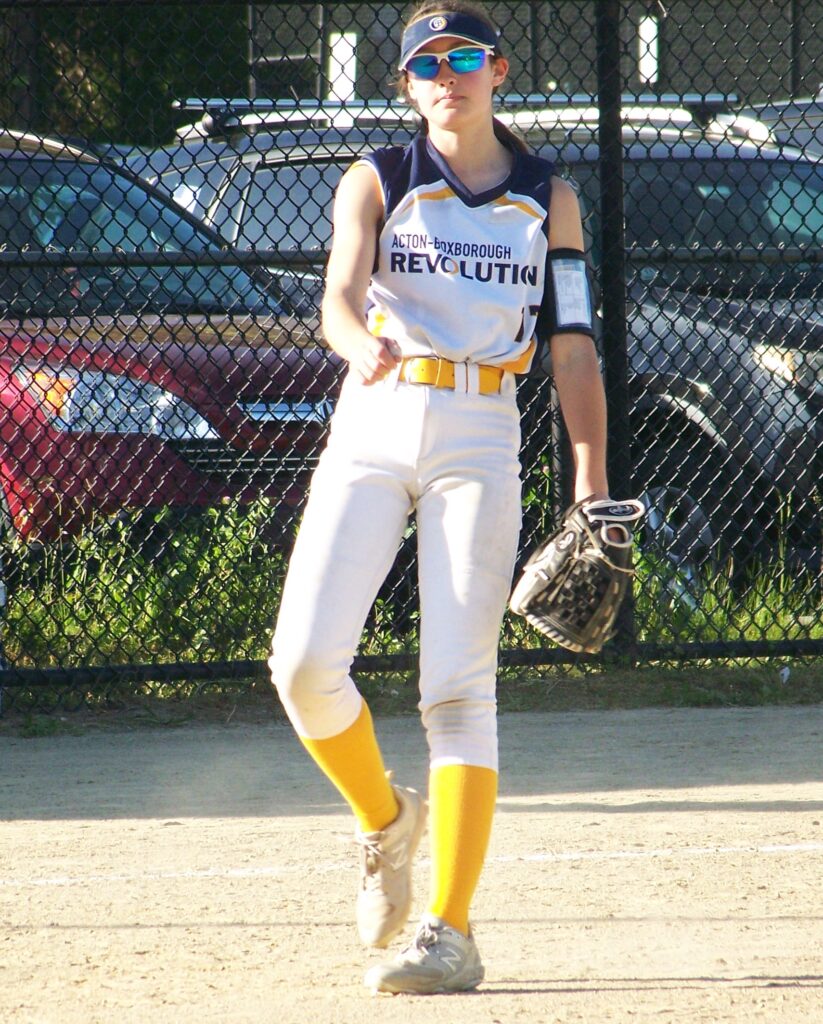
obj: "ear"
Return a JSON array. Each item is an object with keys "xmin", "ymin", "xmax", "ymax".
[{"xmin": 491, "ymin": 55, "xmax": 509, "ymax": 89}]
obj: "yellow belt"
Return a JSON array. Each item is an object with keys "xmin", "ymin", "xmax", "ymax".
[{"xmin": 397, "ymin": 357, "xmax": 505, "ymax": 395}]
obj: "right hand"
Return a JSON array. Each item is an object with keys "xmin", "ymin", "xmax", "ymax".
[{"xmin": 348, "ymin": 334, "xmax": 401, "ymax": 385}]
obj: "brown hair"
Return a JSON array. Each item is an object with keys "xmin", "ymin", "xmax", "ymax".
[{"xmin": 395, "ymin": 0, "xmax": 529, "ymax": 154}]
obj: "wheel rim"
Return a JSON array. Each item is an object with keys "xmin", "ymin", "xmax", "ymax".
[{"xmin": 639, "ymin": 485, "xmax": 717, "ymax": 609}]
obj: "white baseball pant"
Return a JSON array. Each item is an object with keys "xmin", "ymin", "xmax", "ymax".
[{"xmin": 269, "ymin": 369, "xmax": 522, "ymax": 771}]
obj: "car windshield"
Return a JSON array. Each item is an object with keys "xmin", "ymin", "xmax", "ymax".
[
  {"xmin": 571, "ymin": 154, "xmax": 823, "ymax": 302},
  {"xmin": 0, "ymin": 157, "xmax": 282, "ymax": 316},
  {"xmin": 627, "ymin": 157, "xmax": 823, "ymax": 250}
]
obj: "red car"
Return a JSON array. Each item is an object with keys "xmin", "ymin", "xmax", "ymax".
[{"xmin": 0, "ymin": 130, "xmax": 339, "ymax": 550}]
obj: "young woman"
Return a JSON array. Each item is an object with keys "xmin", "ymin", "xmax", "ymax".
[{"xmin": 269, "ymin": 0, "xmax": 612, "ymax": 995}]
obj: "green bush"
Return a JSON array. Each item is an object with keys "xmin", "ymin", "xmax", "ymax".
[
  {"xmin": 4, "ymin": 499, "xmax": 288, "ymax": 667},
  {"xmin": 2, "ymin": 507, "xmax": 820, "ymax": 671}
]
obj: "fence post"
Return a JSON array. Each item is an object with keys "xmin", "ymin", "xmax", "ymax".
[{"xmin": 596, "ymin": 0, "xmax": 636, "ymax": 653}]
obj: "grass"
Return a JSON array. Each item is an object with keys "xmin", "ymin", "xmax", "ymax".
[
  {"xmin": 494, "ymin": 658, "xmax": 823, "ymax": 712},
  {"xmin": 3, "ymin": 658, "xmax": 822, "ymax": 736},
  {"xmin": 0, "ymin": 501, "xmax": 820, "ymax": 724}
]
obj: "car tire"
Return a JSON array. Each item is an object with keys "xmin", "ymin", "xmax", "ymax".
[{"xmin": 636, "ymin": 483, "xmax": 716, "ymax": 611}]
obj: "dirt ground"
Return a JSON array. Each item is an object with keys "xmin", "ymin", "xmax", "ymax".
[{"xmin": 1, "ymin": 704, "xmax": 822, "ymax": 1024}]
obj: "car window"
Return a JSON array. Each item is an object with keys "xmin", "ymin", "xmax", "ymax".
[
  {"xmin": 159, "ymin": 156, "xmax": 236, "ymax": 222},
  {"xmin": 238, "ymin": 161, "xmax": 345, "ymax": 248},
  {"xmin": 1, "ymin": 161, "xmax": 207, "ymax": 252},
  {"xmin": 559, "ymin": 150, "xmax": 823, "ymax": 301},
  {"xmin": 209, "ymin": 163, "xmax": 250, "ymax": 244},
  {"xmin": 626, "ymin": 158, "xmax": 823, "ymax": 249},
  {"xmin": 626, "ymin": 163, "xmax": 705, "ymax": 246},
  {"xmin": 0, "ymin": 158, "xmax": 281, "ymax": 316},
  {"xmin": 760, "ymin": 167, "xmax": 823, "ymax": 245}
]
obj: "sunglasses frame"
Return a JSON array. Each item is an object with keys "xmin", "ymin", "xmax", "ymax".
[{"xmin": 403, "ymin": 44, "xmax": 496, "ymax": 81}]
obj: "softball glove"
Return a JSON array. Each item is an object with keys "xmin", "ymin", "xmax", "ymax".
[{"xmin": 509, "ymin": 497, "xmax": 646, "ymax": 654}]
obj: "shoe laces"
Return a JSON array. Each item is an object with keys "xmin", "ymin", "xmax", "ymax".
[
  {"xmin": 355, "ymin": 832, "xmax": 393, "ymax": 892},
  {"xmin": 410, "ymin": 920, "xmax": 441, "ymax": 953}
]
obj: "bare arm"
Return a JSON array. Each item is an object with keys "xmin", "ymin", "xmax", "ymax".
[
  {"xmin": 321, "ymin": 163, "xmax": 400, "ymax": 385},
  {"xmin": 547, "ymin": 176, "xmax": 610, "ymax": 501}
]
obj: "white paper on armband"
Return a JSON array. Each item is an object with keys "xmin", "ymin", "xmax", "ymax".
[{"xmin": 550, "ymin": 257, "xmax": 593, "ymax": 332}]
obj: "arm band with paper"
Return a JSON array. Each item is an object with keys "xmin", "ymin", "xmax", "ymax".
[{"xmin": 543, "ymin": 248, "xmax": 595, "ymax": 337}]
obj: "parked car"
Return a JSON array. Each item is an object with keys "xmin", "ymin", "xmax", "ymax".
[
  {"xmin": 127, "ymin": 101, "xmax": 822, "ymax": 582},
  {"xmin": 740, "ymin": 90, "xmax": 823, "ymax": 155},
  {"xmin": 0, "ymin": 130, "xmax": 340, "ymax": 594}
]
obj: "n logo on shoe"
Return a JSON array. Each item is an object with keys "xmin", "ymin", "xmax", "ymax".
[{"xmin": 439, "ymin": 946, "xmax": 463, "ymax": 973}]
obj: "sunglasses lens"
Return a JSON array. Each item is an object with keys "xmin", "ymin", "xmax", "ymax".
[
  {"xmin": 448, "ymin": 47, "xmax": 487, "ymax": 73},
  {"xmin": 406, "ymin": 54, "xmax": 441, "ymax": 79},
  {"xmin": 405, "ymin": 46, "xmax": 489, "ymax": 79}
]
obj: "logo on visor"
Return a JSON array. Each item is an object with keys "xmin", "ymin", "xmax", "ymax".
[{"xmin": 429, "ymin": 15, "xmax": 447, "ymax": 30}]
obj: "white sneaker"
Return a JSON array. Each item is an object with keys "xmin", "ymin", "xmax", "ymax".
[
  {"xmin": 364, "ymin": 914, "xmax": 485, "ymax": 995},
  {"xmin": 355, "ymin": 785, "xmax": 427, "ymax": 948}
]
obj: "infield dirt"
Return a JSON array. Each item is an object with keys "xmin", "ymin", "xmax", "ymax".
[{"xmin": 1, "ymin": 705, "xmax": 822, "ymax": 1023}]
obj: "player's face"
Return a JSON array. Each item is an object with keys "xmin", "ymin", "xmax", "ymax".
[{"xmin": 405, "ymin": 35, "xmax": 508, "ymax": 127}]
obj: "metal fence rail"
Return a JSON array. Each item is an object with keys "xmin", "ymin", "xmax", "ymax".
[{"xmin": 0, "ymin": 0, "xmax": 821, "ymax": 711}]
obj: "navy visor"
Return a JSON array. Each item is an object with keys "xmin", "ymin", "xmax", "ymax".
[{"xmin": 399, "ymin": 11, "xmax": 499, "ymax": 68}]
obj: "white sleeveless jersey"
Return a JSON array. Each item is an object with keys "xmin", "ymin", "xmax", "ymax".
[{"xmin": 357, "ymin": 134, "xmax": 555, "ymax": 371}]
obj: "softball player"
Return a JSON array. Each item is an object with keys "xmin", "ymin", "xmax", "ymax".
[{"xmin": 269, "ymin": 0, "xmax": 611, "ymax": 994}]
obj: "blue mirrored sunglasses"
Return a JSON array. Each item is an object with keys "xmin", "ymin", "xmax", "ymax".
[{"xmin": 404, "ymin": 45, "xmax": 494, "ymax": 80}]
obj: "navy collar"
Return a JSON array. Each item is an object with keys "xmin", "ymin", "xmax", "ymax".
[{"xmin": 423, "ymin": 133, "xmax": 519, "ymax": 207}]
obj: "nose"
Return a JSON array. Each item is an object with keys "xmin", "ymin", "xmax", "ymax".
[{"xmin": 433, "ymin": 56, "xmax": 456, "ymax": 81}]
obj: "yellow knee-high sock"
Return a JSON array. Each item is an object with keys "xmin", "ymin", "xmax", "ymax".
[
  {"xmin": 427, "ymin": 763, "xmax": 498, "ymax": 935},
  {"xmin": 299, "ymin": 699, "xmax": 398, "ymax": 834}
]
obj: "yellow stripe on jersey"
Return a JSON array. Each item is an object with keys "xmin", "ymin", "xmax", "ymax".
[
  {"xmin": 416, "ymin": 186, "xmax": 457, "ymax": 203},
  {"xmin": 394, "ymin": 185, "xmax": 456, "ymax": 221},
  {"xmin": 492, "ymin": 194, "xmax": 546, "ymax": 220}
]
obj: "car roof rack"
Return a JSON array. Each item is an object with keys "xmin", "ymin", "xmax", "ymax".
[
  {"xmin": 497, "ymin": 91, "xmax": 738, "ymax": 122},
  {"xmin": 492, "ymin": 91, "xmax": 774, "ymax": 142},
  {"xmin": 171, "ymin": 91, "xmax": 771, "ymax": 146},
  {"xmin": 498, "ymin": 91, "xmax": 739, "ymax": 115},
  {"xmin": 171, "ymin": 98, "xmax": 418, "ymax": 139}
]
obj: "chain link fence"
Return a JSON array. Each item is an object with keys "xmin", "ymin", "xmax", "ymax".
[{"xmin": 0, "ymin": 0, "xmax": 821, "ymax": 712}]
